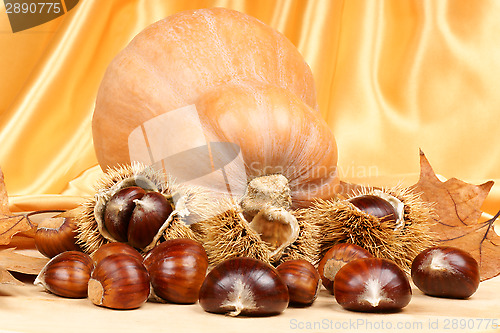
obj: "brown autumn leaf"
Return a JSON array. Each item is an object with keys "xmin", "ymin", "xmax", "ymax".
[
  {"xmin": 0, "ymin": 248, "xmax": 49, "ymax": 285},
  {"xmin": 0, "ymin": 167, "xmax": 9, "ymax": 215},
  {"xmin": 0, "ymin": 167, "xmax": 39, "ymax": 284},
  {"xmin": 0, "ymin": 268, "xmax": 24, "ymax": 285},
  {"xmin": 0, "ymin": 167, "xmax": 34, "ymax": 245},
  {"xmin": 413, "ymin": 150, "xmax": 499, "ymax": 281},
  {"xmin": 0, "ymin": 248, "xmax": 48, "ymax": 274}
]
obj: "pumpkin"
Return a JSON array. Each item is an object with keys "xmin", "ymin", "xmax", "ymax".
[{"xmin": 93, "ymin": 7, "xmax": 319, "ymax": 170}]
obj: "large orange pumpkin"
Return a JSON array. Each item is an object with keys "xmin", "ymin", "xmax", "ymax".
[
  {"xmin": 93, "ymin": 7, "xmax": 319, "ymax": 170},
  {"xmin": 92, "ymin": 8, "xmax": 339, "ymax": 209}
]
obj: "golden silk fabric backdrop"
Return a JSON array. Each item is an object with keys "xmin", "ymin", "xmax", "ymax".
[{"xmin": 0, "ymin": 0, "xmax": 499, "ymax": 215}]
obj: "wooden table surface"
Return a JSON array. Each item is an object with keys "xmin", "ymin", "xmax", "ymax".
[{"xmin": 0, "ymin": 274, "xmax": 499, "ymax": 333}]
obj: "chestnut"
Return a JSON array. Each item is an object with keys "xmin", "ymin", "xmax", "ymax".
[
  {"xmin": 34, "ymin": 214, "xmax": 82, "ymax": 258},
  {"xmin": 411, "ymin": 246, "xmax": 479, "ymax": 299},
  {"xmin": 199, "ymin": 257, "xmax": 289, "ymax": 316},
  {"xmin": 104, "ymin": 186, "xmax": 145, "ymax": 242},
  {"xmin": 334, "ymin": 258, "xmax": 411, "ymax": 312},
  {"xmin": 276, "ymin": 259, "xmax": 320, "ymax": 306},
  {"xmin": 34, "ymin": 251, "xmax": 94, "ymax": 298},
  {"xmin": 317, "ymin": 243, "xmax": 373, "ymax": 294},
  {"xmin": 104, "ymin": 186, "xmax": 173, "ymax": 249},
  {"xmin": 143, "ymin": 238, "xmax": 208, "ymax": 304},
  {"xmin": 88, "ymin": 253, "xmax": 150, "ymax": 309},
  {"xmin": 91, "ymin": 242, "xmax": 144, "ymax": 265},
  {"xmin": 348, "ymin": 194, "xmax": 398, "ymax": 224},
  {"xmin": 127, "ymin": 191, "xmax": 173, "ymax": 249}
]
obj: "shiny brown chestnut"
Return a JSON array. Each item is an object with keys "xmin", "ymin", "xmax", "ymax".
[
  {"xmin": 411, "ymin": 246, "xmax": 480, "ymax": 299},
  {"xmin": 318, "ymin": 243, "xmax": 373, "ymax": 294},
  {"xmin": 348, "ymin": 194, "xmax": 398, "ymax": 224},
  {"xmin": 91, "ymin": 242, "xmax": 143, "ymax": 265},
  {"xmin": 143, "ymin": 238, "xmax": 208, "ymax": 304},
  {"xmin": 34, "ymin": 251, "xmax": 94, "ymax": 298},
  {"xmin": 276, "ymin": 259, "xmax": 320, "ymax": 306},
  {"xmin": 334, "ymin": 258, "xmax": 411, "ymax": 312},
  {"xmin": 199, "ymin": 257, "xmax": 289, "ymax": 316},
  {"xmin": 127, "ymin": 191, "xmax": 173, "ymax": 249},
  {"xmin": 88, "ymin": 253, "xmax": 150, "ymax": 309},
  {"xmin": 104, "ymin": 186, "xmax": 173, "ymax": 249},
  {"xmin": 104, "ymin": 186, "xmax": 145, "ymax": 242},
  {"xmin": 34, "ymin": 214, "xmax": 82, "ymax": 258}
]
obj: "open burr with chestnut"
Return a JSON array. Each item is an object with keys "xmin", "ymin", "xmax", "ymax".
[
  {"xmin": 411, "ymin": 246, "xmax": 480, "ymax": 299},
  {"xmin": 304, "ymin": 186, "xmax": 436, "ymax": 272},
  {"xmin": 75, "ymin": 163, "xmax": 214, "ymax": 255},
  {"xmin": 102, "ymin": 186, "xmax": 173, "ymax": 249}
]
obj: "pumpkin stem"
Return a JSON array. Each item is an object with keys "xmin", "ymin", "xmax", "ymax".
[
  {"xmin": 239, "ymin": 174, "xmax": 292, "ymax": 220},
  {"xmin": 239, "ymin": 174, "xmax": 297, "ymax": 263}
]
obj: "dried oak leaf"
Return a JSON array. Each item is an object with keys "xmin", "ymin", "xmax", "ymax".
[
  {"xmin": 413, "ymin": 150, "xmax": 499, "ymax": 281},
  {"xmin": 0, "ymin": 167, "xmax": 37, "ymax": 284},
  {"xmin": 0, "ymin": 168, "xmax": 34, "ymax": 245},
  {"xmin": 0, "ymin": 268, "xmax": 23, "ymax": 285},
  {"xmin": 0, "ymin": 248, "xmax": 48, "ymax": 274},
  {"xmin": 0, "ymin": 248, "xmax": 49, "ymax": 285}
]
